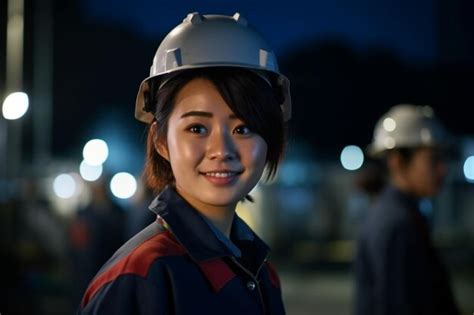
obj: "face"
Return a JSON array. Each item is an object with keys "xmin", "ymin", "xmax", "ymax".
[
  {"xmin": 400, "ymin": 147, "xmax": 448, "ymax": 197},
  {"xmin": 156, "ymin": 78, "xmax": 268, "ymax": 211}
]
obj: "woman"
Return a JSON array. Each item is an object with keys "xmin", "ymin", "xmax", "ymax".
[{"xmin": 79, "ymin": 12, "xmax": 291, "ymax": 314}]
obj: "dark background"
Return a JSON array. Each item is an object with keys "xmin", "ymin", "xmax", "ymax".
[{"xmin": 1, "ymin": 0, "xmax": 473, "ymax": 169}]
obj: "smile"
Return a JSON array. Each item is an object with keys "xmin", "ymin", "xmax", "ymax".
[
  {"xmin": 200, "ymin": 170, "xmax": 243, "ymax": 185},
  {"xmin": 204, "ymin": 172, "xmax": 239, "ymax": 178}
]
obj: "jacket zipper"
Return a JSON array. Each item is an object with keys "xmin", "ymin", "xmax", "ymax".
[
  {"xmin": 164, "ymin": 222, "xmax": 271, "ymax": 313},
  {"xmin": 230, "ymin": 253, "xmax": 269, "ymax": 315}
]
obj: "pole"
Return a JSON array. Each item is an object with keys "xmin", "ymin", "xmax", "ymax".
[{"xmin": 33, "ymin": 0, "xmax": 53, "ymax": 173}]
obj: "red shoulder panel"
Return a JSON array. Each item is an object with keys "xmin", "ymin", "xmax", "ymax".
[
  {"xmin": 198, "ymin": 259, "xmax": 236, "ymax": 293},
  {"xmin": 266, "ymin": 261, "xmax": 281, "ymax": 288},
  {"xmin": 81, "ymin": 230, "xmax": 186, "ymax": 307}
]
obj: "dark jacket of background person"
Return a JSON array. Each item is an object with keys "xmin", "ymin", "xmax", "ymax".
[
  {"xmin": 126, "ymin": 184, "xmax": 156, "ymax": 238},
  {"xmin": 354, "ymin": 185, "xmax": 459, "ymax": 315},
  {"xmin": 78, "ymin": 186, "xmax": 285, "ymax": 315},
  {"xmin": 69, "ymin": 181, "xmax": 126, "ymax": 305}
]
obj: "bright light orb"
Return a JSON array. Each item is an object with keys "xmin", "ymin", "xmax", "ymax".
[
  {"xmin": 340, "ymin": 145, "xmax": 364, "ymax": 171},
  {"xmin": 383, "ymin": 117, "xmax": 396, "ymax": 132},
  {"xmin": 79, "ymin": 160, "xmax": 103, "ymax": 182},
  {"xmin": 2, "ymin": 92, "xmax": 29, "ymax": 120},
  {"xmin": 53, "ymin": 173, "xmax": 76, "ymax": 199},
  {"xmin": 463, "ymin": 156, "xmax": 474, "ymax": 182},
  {"xmin": 110, "ymin": 172, "xmax": 137, "ymax": 199},
  {"xmin": 83, "ymin": 139, "xmax": 109, "ymax": 166}
]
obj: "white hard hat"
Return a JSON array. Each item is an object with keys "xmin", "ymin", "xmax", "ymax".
[
  {"xmin": 368, "ymin": 104, "xmax": 450, "ymax": 156},
  {"xmin": 135, "ymin": 12, "xmax": 291, "ymax": 123}
]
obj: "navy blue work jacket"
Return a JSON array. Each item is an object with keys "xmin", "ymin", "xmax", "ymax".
[
  {"xmin": 354, "ymin": 186, "xmax": 459, "ymax": 315},
  {"xmin": 79, "ymin": 186, "xmax": 285, "ymax": 314}
]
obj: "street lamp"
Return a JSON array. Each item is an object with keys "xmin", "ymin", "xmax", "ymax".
[{"xmin": 1, "ymin": 0, "xmax": 26, "ymax": 196}]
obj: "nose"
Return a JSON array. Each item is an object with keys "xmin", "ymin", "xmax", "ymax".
[{"xmin": 207, "ymin": 127, "xmax": 238, "ymax": 161}]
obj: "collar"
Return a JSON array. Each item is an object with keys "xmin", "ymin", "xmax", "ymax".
[
  {"xmin": 383, "ymin": 185, "xmax": 421, "ymax": 214},
  {"xmin": 148, "ymin": 186, "xmax": 269, "ymax": 263},
  {"xmin": 383, "ymin": 185, "xmax": 434, "ymax": 239},
  {"xmin": 201, "ymin": 213, "xmax": 254, "ymax": 258}
]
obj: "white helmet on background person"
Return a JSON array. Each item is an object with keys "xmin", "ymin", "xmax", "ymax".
[
  {"xmin": 368, "ymin": 104, "xmax": 450, "ymax": 157},
  {"xmin": 135, "ymin": 12, "xmax": 291, "ymax": 124}
]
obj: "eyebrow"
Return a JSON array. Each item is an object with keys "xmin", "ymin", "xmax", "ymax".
[{"xmin": 180, "ymin": 111, "xmax": 238, "ymax": 119}]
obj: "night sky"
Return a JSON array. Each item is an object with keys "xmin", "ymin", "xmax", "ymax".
[
  {"xmin": 80, "ymin": 0, "xmax": 437, "ymax": 62},
  {"xmin": 2, "ymin": 0, "xmax": 474, "ymax": 173}
]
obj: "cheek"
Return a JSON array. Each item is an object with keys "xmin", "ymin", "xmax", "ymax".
[
  {"xmin": 246, "ymin": 138, "xmax": 268, "ymax": 169},
  {"xmin": 416, "ymin": 163, "xmax": 433, "ymax": 183},
  {"xmin": 166, "ymin": 130, "xmax": 202, "ymax": 170},
  {"xmin": 413, "ymin": 159, "xmax": 439, "ymax": 191}
]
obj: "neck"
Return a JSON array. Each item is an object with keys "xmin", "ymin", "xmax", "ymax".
[
  {"xmin": 200, "ymin": 205, "xmax": 235, "ymax": 238},
  {"xmin": 175, "ymin": 186, "xmax": 236, "ymax": 238}
]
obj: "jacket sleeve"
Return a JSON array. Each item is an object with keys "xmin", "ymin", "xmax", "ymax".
[{"xmin": 78, "ymin": 267, "xmax": 173, "ymax": 315}]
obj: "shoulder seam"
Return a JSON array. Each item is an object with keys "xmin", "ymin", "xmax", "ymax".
[{"xmin": 81, "ymin": 230, "xmax": 186, "ymax": 308}]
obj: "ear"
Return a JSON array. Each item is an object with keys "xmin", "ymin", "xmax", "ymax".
[{"xmin": 151, "ymin": 122, "xmax": 170, "ymax": 161}]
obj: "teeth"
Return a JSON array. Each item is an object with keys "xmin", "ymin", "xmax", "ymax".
[{"xmin": 205, "ymin": 172, "xmax": 236, "ymax": 178}]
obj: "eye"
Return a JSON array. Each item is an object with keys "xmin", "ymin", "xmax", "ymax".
[
  {"xmin": 234, "ymin": 125, "xmax": 252, "ymax": 135},
  {"xmin": 188, "ymin": 124, "xmax": 207, "ymax": 134}
]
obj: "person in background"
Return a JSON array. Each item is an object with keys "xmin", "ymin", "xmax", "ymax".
[
  {"xmin": 69, "ymin": 178, "xmax": 126, "ymax": 305},
  {"xmin": 354, "ymin": 158, "xmax": 386, "ymax": 203},
  {"xmin": 126, "ymin": 179, "xmax": 156, "ymax": 238},
  {"xmin": 78, "ymin": 12, "xmax": 291, "ymax": 314},
  {"xmin": 354, "ymin": 104, "xmax": 459, "ymax": 315}
]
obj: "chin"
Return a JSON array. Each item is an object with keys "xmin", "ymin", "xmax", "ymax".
[{"xmin": 200, "ymin": 193, "xmax": 238, "ymax": 207}]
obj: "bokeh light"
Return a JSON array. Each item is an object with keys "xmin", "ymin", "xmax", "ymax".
[
  {"xmin": 463, "ymin": 156, "xmax": 474, "ymax": 182},
  {"xmin": 340, "ymin": 145, "xmax": 364, "ymax": 171},
  {"xmin": 110, "ymin": 172, "xmax": 137, "ymax": 199},
  {"xmin": 83, "ymin": 139, "xmax": 109, "ymax": 166},
  {"xmin": 2, "ymin": 92, "xmax": 29, "ymax": 120},
  {"xmin": 383, "ymin": 117, "xmax": 396, "ymax": 132},
  {"xmin": 79, "ymin": 160, "xmax": 103, "ymax": 182},
  {"xmin": 53, "ymin": 173, "xmax": 77, "ymax": 199}
]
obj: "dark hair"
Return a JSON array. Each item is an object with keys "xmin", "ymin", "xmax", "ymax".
[
  {"xmin": 144, "ymin": 67, "xmax": 287, "ymax": 192},
  {"xmin": 391, "ymin": 147, "xmax": 417, "ymax": 164},
  {"xmin": 354, "ymin": 159, "xmax": 386, "ymax": 197}
]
